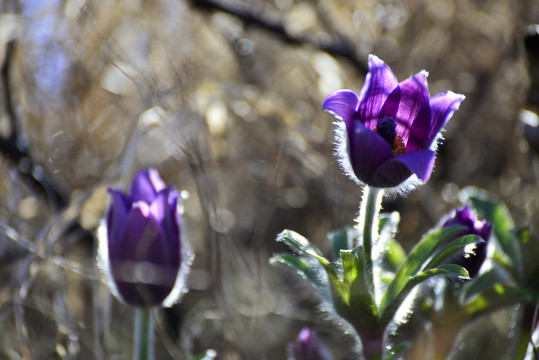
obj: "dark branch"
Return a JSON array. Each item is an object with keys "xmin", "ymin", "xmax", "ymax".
[
  {"xmin": 187, "ymin": 0, "xmax": 368, "ymax": 73},
  {"xmin": 0, "ymin": 40, "xmax": 68, "ymax": 210}
]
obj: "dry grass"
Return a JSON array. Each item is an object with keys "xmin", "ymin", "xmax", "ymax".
[{"xmin": 0, "ymin": 0, "xmax": 539, "ymax": 359}]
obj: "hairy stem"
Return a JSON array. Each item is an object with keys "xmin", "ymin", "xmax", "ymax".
[
  {"xmin": 135, "ymin": 307, "xmax": 153, "ymax": 360},
  {"xmin": 358, "ymin": 186, "xmax": 384, "ymax": 296}
]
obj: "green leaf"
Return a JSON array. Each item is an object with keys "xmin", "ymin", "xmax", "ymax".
[
  {"xmin": 411, "ymin": 264, "xmax": 470, "ymax": 283},
  {"xmin": 379, "ymin": 226, "xmax": 464, "ymax": 317},
  {"xmin": 276, "ymin": 230, "xmax": 328, "ymax": 264},
  {"xmin": 378, "ymin": 212, "xmax": 404, "ymax": 272},
  {"xmin": 270, "ymin": 254, "xmax": 331, "ymax": 301},
  {"xmin": 380, "ymin": 264, "xmax": 469, "ymax": 327},
  {"xmin": 423, "ymin": 235, "xmax": 480, "ymax": 270},
  {"xmin": 462, "ymin": 285, "xmax": 539, "ymax": 316},
  {"xmin": 341, "ymin": 249, "xmax": 360, "ymax": 286},
  {"xmin": 467, "ymin": 192, "xmax": 522, "ymax": 277},
  {"xmin": 459, "ymin": 267, "xmax": 506, "ymax": 305},
  {"xmin": 382, "ymin": 239, "xmax": 406, "ymax": 272},
  {"xmin": 341, "ymin": 248, "xmax": 378, "ymax": 316},
  {"xmin": 385, "ymin": 342, "xmax": 408, "ymax": 360},
  {"xmin": 378, "ymin": 211, "xmax": 400, "ymax": 235},
  {"xmin": 190, "ymin": 349, "xmax": 217, "ymax": 360},
  {"xmin": 328, "ymin": 228, "xmax": 350, "ymax": 259},
  {"xmin": 276, "ymin": 230, "xmax": 346, "ymax": 303}
]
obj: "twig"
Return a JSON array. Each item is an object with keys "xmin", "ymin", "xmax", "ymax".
[
  {"xmin": 186, "ymin": 0, "xmax": 367, "ymax": 73},
  {"xmin": 0, "ymin": 39, "xmax": 68, "ymax": 210}
]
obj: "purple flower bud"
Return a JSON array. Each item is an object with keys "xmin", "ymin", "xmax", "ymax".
[
  {"xmin": 99, "ymin": 169, "xmax": 184, "ymax": 307},
  {"xmin": 291, "ymin": 328, "xmax": 332, "ymax": 360},
  {"xmin": 323, "ymin": 55, "xmax": 465, "ymax": 192},
  {"xmin": 442, "ymin": 206, "xmax": 493, "ymax": 278}
]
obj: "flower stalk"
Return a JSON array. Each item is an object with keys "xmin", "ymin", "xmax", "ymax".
[
  {"xmin": 358, "ymin": 186, "xmax": 384, "ymax": 296},
  {"xmin": 135, "ymin": 307, "xmax": 153, "ymax": 360}
]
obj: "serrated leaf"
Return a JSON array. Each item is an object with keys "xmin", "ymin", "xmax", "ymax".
[
  {"xmin": 270, "ymin": 254, "xmax": 331, "ymax": 301},
  {"xmin": 379, "ymin": 226, "xmax": 464, "ymax": 317},
  {"xmin": 423, "ymin": 235, "xmax": 480, "ymax": 270}
]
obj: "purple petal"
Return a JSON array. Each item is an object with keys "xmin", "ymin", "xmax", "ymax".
[
  {"xmin": 441, "ymin": 206, "xmax": 492, "ymax": 278},
  {"xmin": 149, "ymin": 190, "xmax": 169, "ymax": 223},
  {"xmin": 148, "ymin": 168, "xmax": 166, "ymax": 191},
  {"xmin": 425, "ymin": 91, "xmax": 465, "ymax": 147},
  {"xmin": 322, "ymin": 90, "xmax": 360, "ymax": 131},
  {"xmin": 358, "ymin": 55, "xmax": 399, "ymax": 130},
  {"xmin": 129, "ymin": 169, "xmax": 166, "ymax": 203},
  {"xmin": 293, "ymin": 328, "xmax": 325, "ymax": 360},
  {"xmin": 347, "ymin": 123, "xmax": 394, "ymax": 185},
  {"xmin": 110, "ymin": 201, "xmax": 150, "ymax": 260},
  {"xmin": 395, "ymin": 150, "xmax": 436, "ymax": 181},
  {"xmin": 406, "ymin": 103, "xmax": 432, "ymax": 152},
  {"xmin": 110, "ymin": 202, "xmax": 178, "ymax": 306},
  {"xmin": 477, "ymin": 220, "xmax": 493, "ymax": 241},
  {"xmin": 106, "ymin": 189, "xmax": 130, "ymax": 256},
  {"xmin": 367, "ymin": 157, "xmax": 412, "ymax": 188},
  {"xmin": 150, "ymin": 189, "xmax": 181, "ymax": 267},
  {"xmin": 380, "ymin": 71, "xmax": 430, "ymax": 144},
  {"xmin": 164, "ymin": 190, "xmax": 181, "ymax": 265},
  {"xmin": 371, "ymin": 150, "xmax": 436, "ymax": 186}
]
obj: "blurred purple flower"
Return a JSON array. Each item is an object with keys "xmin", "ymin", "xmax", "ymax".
[
  {"xmin": 102, "ymin": 169, "xmax": 183, "ymax": 307},
  {"xmin": 291, "ymin": 328, "xmax": 332, "ymax": 360},
  {"xmin": 323, "ymin": 55, "xmax": 465, "ymax": 190},
  {"xmin": 442, "ymin": 206, "xmax": 492, "ymax": 278}
]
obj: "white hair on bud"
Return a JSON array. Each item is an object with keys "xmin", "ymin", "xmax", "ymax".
[
  {"xmin": 332, "ymin": 120, "xmax": 426, "ymax": 198},
  {"xmin": 97, "ymin": 219, "xmax": 123, "ymax": 303}
]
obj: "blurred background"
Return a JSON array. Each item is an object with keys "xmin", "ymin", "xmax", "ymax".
[{"xmin": 1, "ymin": 0, "xmax": 539, "ymax": 359}]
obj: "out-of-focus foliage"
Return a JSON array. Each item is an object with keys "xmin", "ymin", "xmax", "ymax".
[{"xmin": 1, "ymin": 0, "xmax": 539, "ymax": 359}]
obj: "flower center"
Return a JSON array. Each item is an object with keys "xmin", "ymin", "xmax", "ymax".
[{"xmin": 377, "ymin": 117, "xmax": 405, "ymax": 156}]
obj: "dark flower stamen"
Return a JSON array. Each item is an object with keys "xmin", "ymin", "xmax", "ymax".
[{"xmin": 377, "ymin": 117, "xmax": 397, "ymax": 148}]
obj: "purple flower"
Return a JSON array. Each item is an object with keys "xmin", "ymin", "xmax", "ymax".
[
  {"xmin": 291, "ymin": 328, "xmax": 332, "ymax": 360},
  {"xmin": 322, "ymin": 55, "xmax": 465, "ymax": 190},
  {"xmin": 101, "ymin": 169, "xmax": 183, "ymax": 307},
  {"xmin": 442, "ymin": 206, "xmax": 492, "ymax": 278}
]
